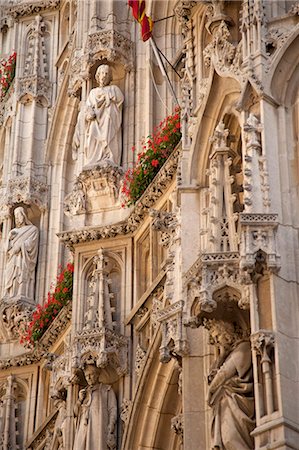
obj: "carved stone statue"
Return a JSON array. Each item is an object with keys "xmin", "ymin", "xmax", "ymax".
[
  {"xmin": 206, "ymin": 320, "xmax": 255, "ymax": 450},
  {"xmin": 50, "ymin": 389, "xmax": 67, "ymax": 450},
  {"xmin": 73, "ymin": 64, "xmax": 124, "ymax": 168},
  {"xmin": 73, "ymin": 363, "xmax": 117, "ymax": 450},
  {"xmin": 3, "ymin": 207, "xmax": 39, "ymax": 302}
]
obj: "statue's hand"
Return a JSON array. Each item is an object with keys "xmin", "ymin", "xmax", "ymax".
[
  {"xmin": 86, "ymin": 107, "xmax": 96, "ymax": 121},
  {"xmin": 78, "ymin": 388, "xmax": 86, "ymax": 402}
]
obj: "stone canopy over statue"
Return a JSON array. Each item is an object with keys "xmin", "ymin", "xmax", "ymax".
[
  {"xmin": 73, "ymin": 64, "xmax": 124, "ymax": 169},
  {"xmin": 3, "ymin": 207, "xmax": 39, "ymax": 303}
]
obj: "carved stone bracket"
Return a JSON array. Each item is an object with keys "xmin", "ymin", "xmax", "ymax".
[
  {"xmin": 150, "ymin": 209, "xmax": 179, "ymax": 248},
  {"xmin": 239, "ymin": 213, "xmax": 280, "ymax": 273},
  {"xmin": 1, "ymin": 175, "xmax": 48, "ymax": 211},
  {"xmin": 64, "ymin": 163, "xmax": 123, "ymax": 216},
  {"xmin": 0, "ymin": 298, "xmax": 34, "ymax": 343},
  {"xmin": 73, "ymin": 328, "xmax": 128, "ymax": 379},
  {"xmin": 156, "ymin": 300, "xmax": 189, "ymax": 363},
  {"xmin": 251, "ymin": 330, "xmax": 275, "ymax": 363},
  {"xmin": 203, "ymin": 20, "xmax": 243, "ymax": 82}
]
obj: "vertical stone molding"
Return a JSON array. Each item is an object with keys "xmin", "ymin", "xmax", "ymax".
[{"xmin": 251, "ymin": 330, "xmax": 276, "ymax": 418}]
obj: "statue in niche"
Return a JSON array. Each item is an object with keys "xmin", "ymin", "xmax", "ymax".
[
  {"xmin": 50, "ymin": 388, "xmax": 67, "ymax": 450},
  {"xmin": 72, "ymin": 64, "xmax": 124, "ymax": 168},
  {"xmin": 205, "ymin": 319, "xmax": 255, "ymax": 450},
  {"xmin": 73, "ymin": 363, "xmax": 117, "ymax": 450},
  {"xmin": 3, "ymin": 207, "xmax": 39, "ymax": 302}
]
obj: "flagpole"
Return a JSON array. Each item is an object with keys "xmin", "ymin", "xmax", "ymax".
[{"xmin": 149, "ymin": 37, "xmax": 180, "ymax": 106}]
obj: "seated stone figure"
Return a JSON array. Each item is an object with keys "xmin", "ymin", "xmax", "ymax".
[
  {"xmin": 206, "ymin": 320, "xmax": 255, "ymax": 450},
  {"xmin": 3, "ymin": 207, "xmax": 39, "ymax": 302},
  {"xmin": 73, "ymin": 363, "xmax": 117, "ymax": 450}
]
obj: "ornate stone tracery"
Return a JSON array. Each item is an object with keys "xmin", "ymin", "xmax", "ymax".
[{"xmin": 73, "ymin": 249, "xmax": 128, "ymax": 379}]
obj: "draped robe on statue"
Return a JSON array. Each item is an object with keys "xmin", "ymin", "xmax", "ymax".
[
  {"xmin": 4, "ymin": 223, "xmax": 39, "ymax": 301},
  {"xmin": 73, "ymin": 383, "xmax": 117, "ymax": 450},
  {"xmin": 84, "ymin": 84, "xmax": 124, "ymax": 167},
  {"xmin": 208, "ymin": 340, "xmax": 255, "ymax": 450}
]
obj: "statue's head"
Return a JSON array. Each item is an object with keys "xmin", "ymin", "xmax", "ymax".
[
  {"xmin": 84, "ymin": 363, "xmax": 99, "ymax": 386},
  {"xmin": 95, "ymin": 64, "xmax": 112, "ymax": 87},
  {"xmin": 14, "ymin": 207, "xmax": 28, "ymax": 227},
  {"xmin": 203, "ymin": 319, "xmax": 238, "ymax": 349}
]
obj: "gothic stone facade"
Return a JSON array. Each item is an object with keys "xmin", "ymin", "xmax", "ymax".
[{"xmin": 0, "ymin": 1, "xmax": 299, "ymax": 449}]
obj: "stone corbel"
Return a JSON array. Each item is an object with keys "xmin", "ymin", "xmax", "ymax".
[
  {"xmin": 0, "ymin": 299, "xmax": 35, "ymax": 343},
  {"xmin": 150, "ymin": 209, "xmax": 179, "ymax": 248},
  {"xmin": 239, "ymin": 213, "xmax": 280, "ymax": 273},
  {"xmin": 156, "ymin": 300, "xmax": 189, "ymax": 363},
  {"xmin": 16, "ymin": 76, "xmax": 52, "ymax": 106},
  {"xmin": 3, "ymin": 175, "xmax": 48, "ymax": 211}
]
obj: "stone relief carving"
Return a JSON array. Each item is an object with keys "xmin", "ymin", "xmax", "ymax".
[
  {"xmin": 239, "ymin": 213, "xmax": 280, "ymax": 273},
  {"xmin": 64, "ymin": 164, "xmax": 123, "ymax": 217},
  {"xmin": 73, "ymin": 363, "xmax": 117, "ymax": 450},
  {"xmin": 3, "ymin": 207, "xmax": 39, "ymax": 303},
  {"xmin": 242, "ymin": 113, "xmax": 272, "ymax": 212},
  {"xmin": 59, "ymin": 145, "xmax": 181, "ymax": 248},
  {"xmin": 203, "ymin": 21, "xmax": 243, "ymax": 81},
  {"xmin": 8, "ymin": 0, "xmax": 60, "ymax": 19},
  {"xmin": 204, "ymin": 319, "xmax": 255, "ymax": 450},
  {"xmin": 171, "ymin": 413, "xmax": 184, "ymax": 444},
  {"xmin": 120, "ymin": 398, "xmax": 132, "ymax": 426},
  {"xmin": 16, "ymin": 15, "xmax": 52, "ymax": 104},
  {"xmin": 135, "ymin": 343, "xmax": 146, "ymax": 376},
  {"xmin": 174, "ymin": 1, "xmax": 196, "ymax": 149},
  {"xmin": 64, "ymin": 180, "xmax": 86, "ymax": 216},
  {"xmin": 72, "ymin": 64, "xmax": 124, "ymax": 169},
  {"xmin": 0, "ymin": 299, "xmax": 33, "ymax": 342}
]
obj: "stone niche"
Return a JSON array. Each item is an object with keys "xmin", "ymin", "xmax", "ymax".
[{"xmin": 64, "ymin": 162, "xmax": 129, "ymax": 227}]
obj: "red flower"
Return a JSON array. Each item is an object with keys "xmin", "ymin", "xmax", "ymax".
[{"xmin": 151, "ymin": 159, "xmax": 159, "ymax": 167}]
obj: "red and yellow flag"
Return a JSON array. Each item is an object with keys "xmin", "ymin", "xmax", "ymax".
[{"xmin": 128, "ymin": 0, "xmax": 153, "ymax": 42}]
